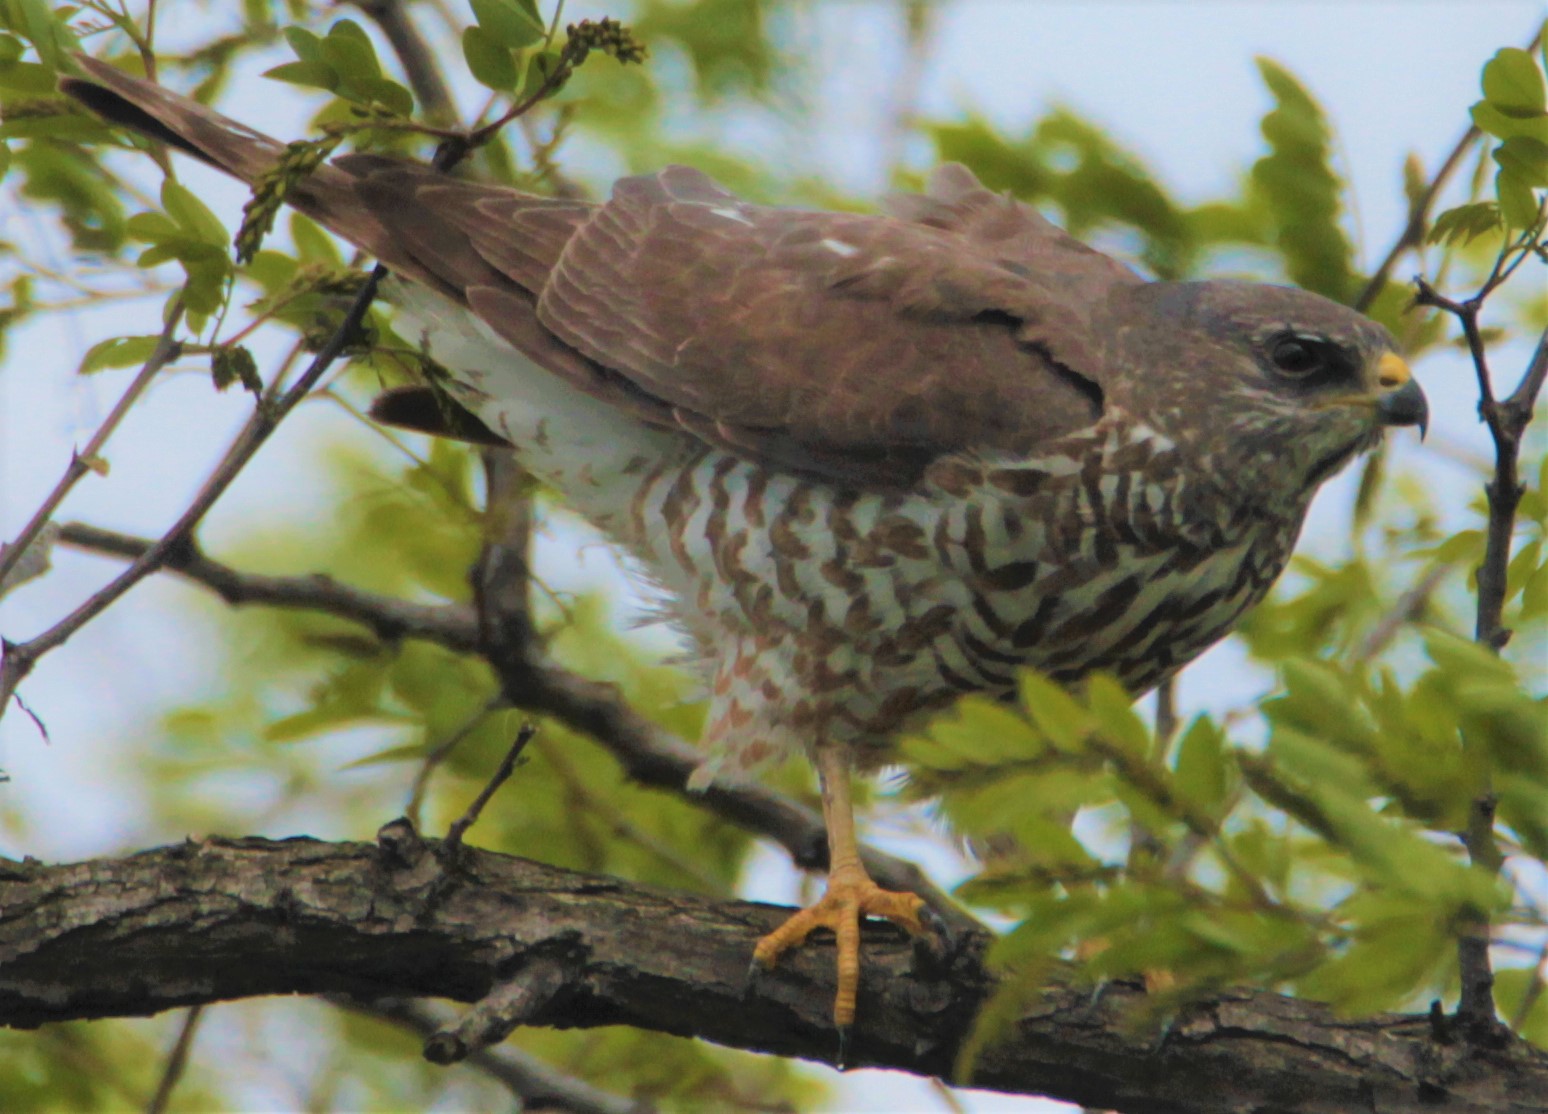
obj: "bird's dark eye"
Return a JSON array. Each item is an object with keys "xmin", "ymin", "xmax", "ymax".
[{"xmin": 1269, "ymin": 335, "xmax": 1333, "ymax": 379}]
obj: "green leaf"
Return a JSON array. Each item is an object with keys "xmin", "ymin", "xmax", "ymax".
[
  {"xmin": 1495, "ymin": 967, "xmax": 1548, "ymax": 1048},
  {"xmin": 1427, "ymin": 201, "xmax": 1502, "ymax": 246},
  {"xmin": 0, "ymin": 58, "xmax": 54, "ymax": 93},
  {"xmin": 290, "ymin": 213, "xmax": 343, "ymax": 267},
  {"xmin": 321, "ymin": 19, "xmax": 382, "ymax": 83},
  {"xmin": 462, "ymin": 25, "xmax": 518, "ymax": 92},
  {"xmin": 903, "ymin": 695, "xmax": 1042, "ymax": 772},
  {"xmin": 350, "ymin": 75, "xmax": 414, "ymax": 116},
  {"xmin": 263, "ymin": 60, "xmax": 340, "ymax": 92},
  {"xmin": 1298, "ymin": 896, "xmax": 1452, "ymax": 1013},
  {"xmin": 180, "ymin": 255, "xmax": 230, "ymax": 317},
  {"xmin": 161, "ymin": 179, "xmax": 230, "ymax": 249},
  {"xmin": 1469, "ymin": 101, "xmax": 1548, "ymax": 143},
  {"xmin": 1520, "ymin": 558, "xmax": 1548, "ymax": 620},
  {"xmin": 1017, "ymin": 669, "xmax": 1090, "ymax": 752},
  {"xmin": 1084, "ymin": 673, "xmax": 1149, "ymax": 756},
  {"xmin": 4, "ymin": 0, "xmax": 65, "ymax": 71},
  {"xmin": 471, "ymin": 0, "xmax": 546, "ymax": 49},
  {"xmin": 125, "ymin": 210, "xmax": 181, "ymax": 244},
  {"xmin": 1494, "ymin": 136, "xmax": 1548, "ymax": 188},
  {"xmin": 283, "ymin": 25, "xmax": 325, "ymax": 63},
  {"xmin": 1173, "ymin": 715, "xmax": 1230, "ymax": 815},
  {"xmin": 77, "ymin": 334, "xmax": 162, "ymax": 375},
  {"xmin": 521, "ymin": 49, "xmax": 565, "ymax": 100},
  {"xmin": 1482, "ymin": 47, "xmax": 1546, "ymax": 114},
  {"xmin": 1251, "ymin": 58, "xmax": 1355, "ymax": 300}
]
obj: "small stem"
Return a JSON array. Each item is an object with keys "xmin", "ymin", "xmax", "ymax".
[
  {"xmin": 1412, "ymin": 246, "xmax": 1547, "ymax": 1039},
  {"xmin": 0, "ymin": 271, "xmax": 385, "ymax": 721},
  {"xmin": 442, "ymin": 722, "xmax": 538, "ymax": 854},
  {"xmin": 144, "ymin": 1004, "xmax": 203, "ymax": 1114},
  {"xmin": 1353, "ymin": 125, "xmax": 1481, "ymax": 313},
  {"xmin": 0, "ymin": 302, "xmax": 184, "ymax": 589}
]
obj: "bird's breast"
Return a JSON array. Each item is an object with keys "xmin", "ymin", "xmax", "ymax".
[{"xmin": 621, "ymin": 417, "xmax": 1302, "ymax": 767}]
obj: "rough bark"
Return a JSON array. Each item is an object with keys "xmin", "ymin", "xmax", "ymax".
[{"xmin": 2, "ymin": 833, "xmax": 1543, "ymax": 1112}]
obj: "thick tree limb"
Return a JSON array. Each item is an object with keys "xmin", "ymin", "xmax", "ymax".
[{"xmin": 2, "ymin": 836, "xmax": 1543, "ymax": 1113}]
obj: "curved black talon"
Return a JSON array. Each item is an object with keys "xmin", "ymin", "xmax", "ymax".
[
  {"xmin": 743, "ymin": 957, "xmax": 768, "ymax": 1002},
  {"xmin": 1086, "ymin": 978, "xmax": 1112, "ymax": 1014},
  {"xmin": 911, "ymin": 903, "xmax": 954, "ymax": 973}
]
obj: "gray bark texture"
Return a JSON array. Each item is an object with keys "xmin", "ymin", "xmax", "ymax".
[{"xmin": 2, "ymin": 831, "xmax": 1544, "ymax": 1113}]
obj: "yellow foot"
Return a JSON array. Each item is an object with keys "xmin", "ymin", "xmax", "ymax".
[{"xmin": 751, "ymin": 870, "xmax": 929, "ymax": 1031}]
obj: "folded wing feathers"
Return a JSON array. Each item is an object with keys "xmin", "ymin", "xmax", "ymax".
[{"xmin": 62, "ymin": 56, "xmax": 1123, "ymax": 486}]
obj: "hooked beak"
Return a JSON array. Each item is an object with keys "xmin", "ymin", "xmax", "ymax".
[{"xmin": 1374, "ymin": 353, "xmax": 1428, "ymax": 439}]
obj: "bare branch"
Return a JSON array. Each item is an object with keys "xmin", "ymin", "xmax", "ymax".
[
  {"xmin": 343, "ymin": 996, "xmax": 651, "ymax": 1114},
  {"xmin": 0, "ymin": 269, "xmax": 388, "ymax": 721},
  {"xmin": 57, "ymin": 522, "xmax": 480, "ymax": 649},
  {"xmin": 423, "ymin": 954, "xmax": 571, "ymax": 1064},
  {"xmin": 442, "ymin": 723, "xmax": 538, "ymax": 855},
  {"xmin": 0, "ymin": 302, "xmax": 184, "ymax": 590},
  {"xmin": 144, "ymin": 1005, "xmax": 203, "ymax": 1114},
  {"xmin": 1412, "ymin": 246, "xmax": 1547, "ymax": 1041},
  {"xmin": 3, "ymin": 836, "xmax": 1544, "ymax": 1112}
]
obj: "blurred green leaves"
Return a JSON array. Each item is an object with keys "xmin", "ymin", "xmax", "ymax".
[
  {"xmin": 1461, "ymin": 37, "xmax": 1548, "ymax": 231},
  {"xmin": 464, "ymin": 0, "xmax": 547, "ymax": 93},
  {"xmin": 1251, "ymin": 59, "xmax": 1356, "ymax": 301},
  {"xmin": 126, "ymin": 178, "xmax": 234, "ymax": 324},
  {"xmin": 908, "ymin": 618, "xmax": 1543, "ymax": 1067},
  {"xmin": 266, "ymin": 21, "xmax": 414, "ymax": 117}
]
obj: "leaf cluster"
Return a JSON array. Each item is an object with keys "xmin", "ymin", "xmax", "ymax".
[{"xmin": 903, "ymin": 628, "xmax": 1546, "ymax": 1071}]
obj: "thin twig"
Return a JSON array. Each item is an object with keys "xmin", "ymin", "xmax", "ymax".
[
  {"xmin": 56, "ymin": 522, "xmax": 479, "ymax": 649},
  {"xmin": 443, "ymin": 722, "xmax": 538, "ymax": 854},
  {"xmin": 1355, "ymin": 561, "xmax": 1452, "ymax": 662},
  {"xmin": 0, "ymin": 301, "xmax": 184, "ymax": 589},
  {"xmin": 1352, "ymin": 126, "xmax": 1479, "ymax": 313},
  {"xmin": 1352, "ymin": 23, "xmax": 1545, "ymax": 313},
  {"xmin": 422, "ymin": 955, "xmax": 570, "ymax": 1064},
  {"xmin": 144, "ymin": 1004, "xmax": 204, "ymax": 1114},
  {"xmin": 339, "ymin": 996, "xmax": 649, "ymax": 1114},
  {"xmin": 0, "ymin": 269, "xmax": 387, "ymax": 722},
  {"xmin": 1411, "ymin": 237, "xmax": 1548, "ymax": 1038},
  {"xmin": 405, "ymin": 696, "xmax": 508, "ymax": 828}
]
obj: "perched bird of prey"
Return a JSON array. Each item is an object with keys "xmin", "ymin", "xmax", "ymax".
[{"xmin": 64, "ymin": 56, "xmax": 1428, "ymax": 1043}]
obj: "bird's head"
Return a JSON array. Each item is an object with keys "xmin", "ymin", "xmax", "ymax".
[{"xmin": 1102, "ymin": 280, "xmax": 1427, "ymax": 505}]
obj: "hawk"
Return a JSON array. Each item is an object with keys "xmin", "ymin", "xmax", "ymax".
[{"xmin": 64, "ymin": 57, "xmax": 1428, "ymax": 1043}]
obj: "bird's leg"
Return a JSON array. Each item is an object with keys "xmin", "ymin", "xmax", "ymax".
[{"xmin": 751, "ymin": 745, "xmax": 928, "ymax": 1032}]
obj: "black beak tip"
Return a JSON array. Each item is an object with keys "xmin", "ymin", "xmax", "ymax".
[{"xmin": 1377, "ymin": 378, "xmax": 1429, "ymax": 441}]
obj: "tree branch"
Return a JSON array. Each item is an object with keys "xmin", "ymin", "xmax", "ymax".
[
  {"xmin": 341, "ymin": 996, "xmax": 652, "ymax": 1114},
  {"xmin": 2, "ymin": 836, "xmax": 1543, "ymax": 1113},
  {"xmin": 53, "ymin": 522, "xmax": 974, "ymax": 933},
  {"xmin": 0, "ymin": 269, "xmax": 387, "ymax": 720},
  {"xmin": 0, "ymin": 301, "xmax": 184, "ymax": 590}
]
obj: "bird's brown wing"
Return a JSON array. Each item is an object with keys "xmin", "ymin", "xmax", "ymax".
[{"xmin": 64, "ymin": 57, "xmax": 1141, "ymax": 486}]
